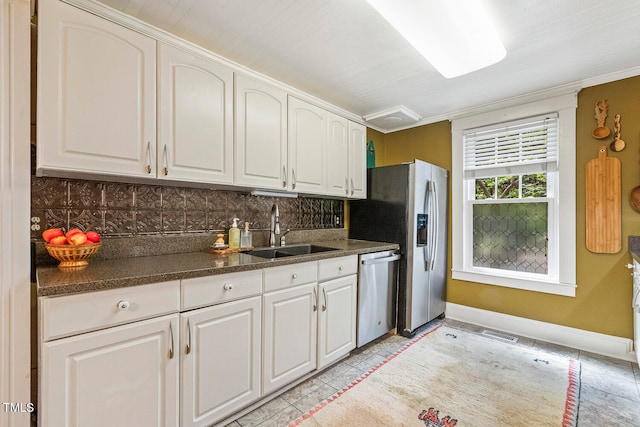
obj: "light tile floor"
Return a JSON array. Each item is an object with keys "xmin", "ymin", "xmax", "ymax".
[{"xmin": 227, "ymin": 318, "xmax": 640, "ymax": 427}]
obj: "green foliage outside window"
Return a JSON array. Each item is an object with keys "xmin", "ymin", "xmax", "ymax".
[{"xmin": 475, "ymin": 173, "xmax": 546, "ymax": 200}]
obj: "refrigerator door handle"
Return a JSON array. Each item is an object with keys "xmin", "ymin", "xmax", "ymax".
[
  {"xmin": 430, "ymin": 181, "xmax": 439, "ymax": 272},
  {"xmin": 423, "ymin": 180, "xmax": 431, "ymax": 269}
]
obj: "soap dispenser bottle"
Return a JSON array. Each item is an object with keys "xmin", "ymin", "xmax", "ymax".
[
  {"xmin": 229, "ymin": 217, "xmax": 240, "ymax": 249},
  {"xmin": 240, "ymin": 222, "xmax": 252, "ymax": 249}
]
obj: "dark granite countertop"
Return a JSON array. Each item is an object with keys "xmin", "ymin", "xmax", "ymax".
[{"xmin": 36, "ymin": 239, "xmax": 399, "ymax": 297}]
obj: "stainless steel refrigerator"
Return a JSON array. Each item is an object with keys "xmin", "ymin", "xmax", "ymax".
[{"xmin": 350, "ymin": 159, "xmax": 448, "ymax": 337}]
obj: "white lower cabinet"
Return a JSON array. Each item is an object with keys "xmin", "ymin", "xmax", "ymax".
[
  {"xmin": 263, "ymin": 282, "xmax": 318, "ymax": 395},
  {"xmin": 41, "ymin": 314, "xmax": 179, "ymax": 427},
  {"xmin": 262, "ymin": 258, "xmax": 357, "ymax": 394},
  {"xmin": 180, "ymin": 296, "xmax": 262, "ymax": 427},
  {"xmin": 317, "ymin": 256, "xmax": 358, "ymax": 369},
  {"xmin": 39, "ymin": 259, "xmax": 358, "ymax": 426},
  {"xmin": 39, "ymin": 280, "xmax": 181, "ymax": 426},
  {"xmin": 317, "ymin": 275, "xmax": 357, "ymax": 369}
]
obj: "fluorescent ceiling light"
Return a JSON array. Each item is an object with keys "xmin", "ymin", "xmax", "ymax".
[{"xmin": 367, "ymin": 0, "xmax": 506, "ymax": 78}]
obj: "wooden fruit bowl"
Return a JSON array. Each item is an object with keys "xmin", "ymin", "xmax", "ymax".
[{"xmin": 45, "ymin": 242, "xmax": 102, "ymax": 268}]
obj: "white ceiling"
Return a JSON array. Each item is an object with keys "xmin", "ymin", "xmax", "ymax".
[{"xmin": 91, "ymin": 0, "xmax": 640, "ymax": 132}]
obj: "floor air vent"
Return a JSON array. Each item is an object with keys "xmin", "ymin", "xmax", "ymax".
[{"xmin": 481, "ymin": 330, "xmax": 519, "ymax": 343}]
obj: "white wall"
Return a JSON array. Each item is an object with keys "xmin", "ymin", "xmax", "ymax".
[{"xmin": 0, "ymin": 0, "xmax": 31, "ymax": 425}]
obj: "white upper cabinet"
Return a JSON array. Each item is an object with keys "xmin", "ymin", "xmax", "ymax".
[
  {"xmin": 348, "ymin": 121, "xmax": 367, "ymax": 199},
  {"xmin": 158, "ymin": 43, "xmax": 233, "ymax": 184},
  {"xmin": 326, "ymin": 116, "xmax": 366, "ymax": 199},
  {"xmin": 37, "ymin": 1, "xmax": 366, "ymax": 196},
  {"xmin": 287, "ymin": 97, "xmax": 327, "ymax": 193},
  {"xmin": 326, "ymin": 113, "xmax": 350, "ymax": 197},
  {"xmin": 37, "ymin": 0, "xmax": 157, "ymax": 178},
  {"xmin": 234, "ymin": 74, "xmax": 288, "ymax": 190}
]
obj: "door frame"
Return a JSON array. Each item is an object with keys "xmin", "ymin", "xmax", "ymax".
[{"xmin": 0, "ymin": 0, "xmax": 31, "ymax": 425}]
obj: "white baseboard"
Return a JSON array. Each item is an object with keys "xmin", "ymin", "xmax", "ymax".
[{"xmin": 446, "ymin": 303, "xmax": 636, "ymax": 362}]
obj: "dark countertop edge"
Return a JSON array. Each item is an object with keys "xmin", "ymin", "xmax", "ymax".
[{"xmin": 37, "ymin": 240, "xmax": 399, "ymax": 297}]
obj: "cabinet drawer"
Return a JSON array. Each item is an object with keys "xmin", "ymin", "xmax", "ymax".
[
  {"xmin": 181, "ymin": 270, "xmax": 262, "ymax": 310},
  {"xmin": 264, "ymin": 261, "xmax": 318, "ymax": 292},
  {"xmin": 40, "ymin": 280, "xmax": 180, "ymax": 341},
  {"xmin": 318, "ymin": 255, "xmax": 358, "ymax": 281}
]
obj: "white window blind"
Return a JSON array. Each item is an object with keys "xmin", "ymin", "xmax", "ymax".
[{"xmin": 463, "ymin": 113, "xmax": 559, "ymax": 178}]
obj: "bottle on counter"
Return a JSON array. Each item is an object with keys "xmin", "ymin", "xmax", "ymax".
[
  {"xmin": 229, "ymin": 217, "xmax": 240, "ymax": 249},
  {"xmin": 240, "ymin": 222, "xmax": 253, "ymax": 249}
]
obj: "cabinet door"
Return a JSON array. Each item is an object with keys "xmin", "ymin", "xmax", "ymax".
[
  {"xmin": 158, "ymin": 44, "xmax": 234, "ymax": 184},
  {"xmin": 234, "ymin": 74, "xmax": 288, "ymax": 190},
  {"xmin": 326, "ymin": 113, "xmax": 350, "ymax": 197},
  {"xmin": 263, "ymin": 283, "xmax": 317, "ymax": 394},
  {"xmin": 348, "ymin": 121, "xmax": 367, "ymax": 199},
  {"xmin": 40, "ymin": 315, "xmax": 178, "ymax": 427},
  {"xmin": 37, "ymin": 0, "xmax": 156, "ymax": 178},
  {"xmin": 288, "ymin": 97, "xmax": 326, "ymax": 193},
  {"xmin": 181, "ymin": 297, "xmax": 261, "ymax": 427},
  {"xmin": 317, "ymin": 275, "xmax": 357, "ymax": 369}
]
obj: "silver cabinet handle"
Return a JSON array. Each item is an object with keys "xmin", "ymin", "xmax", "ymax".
[
  {"xmin": 145, "ymin": 141, "xmax": 152, "ymax": 174},
  {"xmin": 345, "ymin": 177, "xmax": 349, "ymax": 195},
  {"xmin": 162, "ymin": 144, "xmax": 168, "ymax": 176},
  {"xmin": 223, "ymin": 283, "xmax": 234, "ymax": 291},
  {"xmin": 322, "ymin": 287, "xmax": 327, "ymax": 312},
  {"xmin": 283, "ymin": 166, "xmax": 287, "ymax": 188},
  {"xmin": 292, "ymin": 273, "xmax": 298, "ymax": 280},
  {"xmin": 185, "ymin": 319, "xmax": 191, "ymax": 355},
  {"xmin": 350, "ymin": 178, "xmax": 354, "ymax": 195},
  {"xmin": 292, "ymin": 169, "xmax": 297, "ymax": 189},
  {"xmin": 117, "ymin": 300, "xmax": 130, "ymax": 311},
  {"xmin": 312, "ymin": 287, "xmax": 317, "ymax": 312},
  {"xmin": 168, "ymin": 322, "xmax": 174, "ymax": 359}
]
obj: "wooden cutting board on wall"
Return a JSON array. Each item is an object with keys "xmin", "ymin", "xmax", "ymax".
[{"xmin": 585, "ymin": 146, "xmax": 621, "ymax": 253}]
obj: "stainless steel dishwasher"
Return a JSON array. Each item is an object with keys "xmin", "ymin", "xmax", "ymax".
[{"xmin": 357, "ymin": 250, "xmax": 400, "ymax": 347}]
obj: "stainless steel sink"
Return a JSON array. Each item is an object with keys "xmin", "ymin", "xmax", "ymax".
[{"xmin": 247, "ymin": 244, "xmax": 337, "ymax": 259}]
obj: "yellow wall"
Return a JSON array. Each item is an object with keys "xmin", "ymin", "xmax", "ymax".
[{"xmin": 366, "ymin": 75, "xmax": 640, "ymax": 339}]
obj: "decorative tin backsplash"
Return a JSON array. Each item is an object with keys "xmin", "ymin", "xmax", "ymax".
[{"xmin": 30, "ymin": 176, "xmax": 344, "ymax": 240}]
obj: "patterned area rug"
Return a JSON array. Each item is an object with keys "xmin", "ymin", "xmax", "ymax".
[{"xmin": 290, "ymin": 325, "xmax": 580, "ymax": 426}]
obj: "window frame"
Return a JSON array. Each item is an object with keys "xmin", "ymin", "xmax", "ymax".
[{"xmin": 451, "ymin": 94, "xmax": 577, "ymax": 297}]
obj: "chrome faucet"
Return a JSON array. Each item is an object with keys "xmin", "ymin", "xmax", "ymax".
[
  {"xmin": 269, "ymin": 203, "xmax": 280, "ymax": 247},
  {"xmin": 280, "ymin": 229, "xmax": 291, "ymax": 246}
]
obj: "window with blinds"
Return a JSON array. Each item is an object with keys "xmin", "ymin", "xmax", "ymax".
[
  {"xmin": 463, "ymin": 113, "xmax": 559, "ymax": 178},
  {"xmin": 452, "ymin": 94, "xmax": 576, "ymax": 296},
  {"xmin": 462, "ymin": 113, "xmax": 559, "ymax": 275}
]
